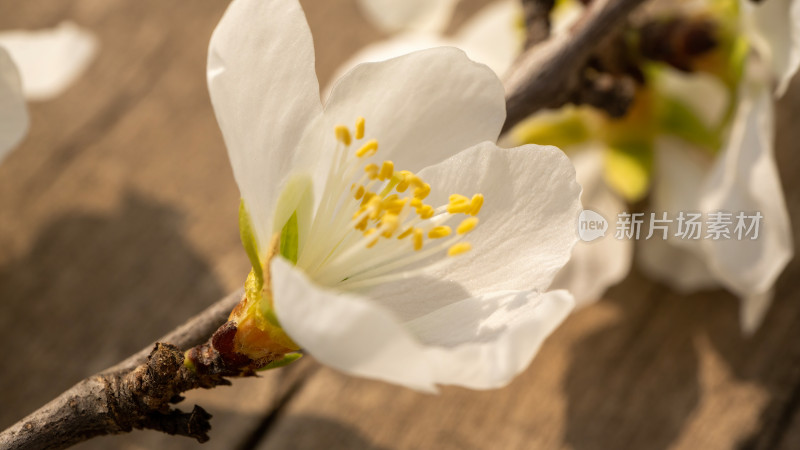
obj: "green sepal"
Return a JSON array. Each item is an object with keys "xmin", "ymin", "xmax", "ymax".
[
  {"xmin": 239, "ymin": 200, "xmax": 264, "ymax": 290},
  {"xmin": 258, "ymin": 353, "xmax": 303, "ymax": 371},
  {"xmin": 279, "ymin": 212, "xmax": 299, "ymax": 265}
]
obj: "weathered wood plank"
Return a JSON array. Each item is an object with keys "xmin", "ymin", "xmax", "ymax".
[{"xmin": 1, "ymin": 0, "xmax": 800, "ymax": 449}]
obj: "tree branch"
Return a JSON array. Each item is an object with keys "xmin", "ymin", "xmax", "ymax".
[
  {"xmin": 0, "ymin": 290, "xmax": 249, "ymax": 450},
  {"xmin": 502, "ymin": 0, "xmax": 648, "ymax": 133}
]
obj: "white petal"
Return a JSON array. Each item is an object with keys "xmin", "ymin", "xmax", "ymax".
[
  {"xmin": 740, "ymin": 289, "xmax": 773, "ymax": 335},
  {"xmin": 0, "ymin": 47, "xmax": 28, "ymax": 162},
  {"xmin": 314, "ymin": 47, "xmax": 505, "ymax": 183},
  {"xmin": 372, "ymin": 142, "xmax": 579, "ymax": 308},
  {"xmin": 651, "ymin": 137, "xmax": 712, "ymax": 223},
  {"xmin": 208, "ymin": 0, "xmax": 322, "ymax": 251},
  {"xmin": 0, "ymin": 22, "xmax": 97, "ymax": 101},
  {"xmin": 271, "ymin": 257, "xmax": 437, "ymax": 392},
  {"xmin": 323, "ymin": 33, "xmax": 453, "ymax": 101},
  {"xmin": 699, "ymin": 81, "xmax": 792, "ymax": 303},
  {"xmin": 550, "ymin": 146, "xmax": 634, "ymax": 307},
  {"xmin": 356, "ymin": 0, "xmax": 459, "ymax": 34},
  {"xmin": 452, "ymin": 0, "xmax": 523, "ymax": 76},
  {"xmin": 408, "ymin": 289, "xmax": 573, "ymax": 389},
  {"xmin": 747, "ymin": 0, "xmax": 800, "ymax": 96},
  {"xmin": 273, "ymin": 257, "xmax": 572, "ymax": 390}
]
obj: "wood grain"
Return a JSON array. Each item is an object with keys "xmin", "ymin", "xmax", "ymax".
[{"xmin": 0, "ymin": 0, "xmax": 798, "ymax": 449}]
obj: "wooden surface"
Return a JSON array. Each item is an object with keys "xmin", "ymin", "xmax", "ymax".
[{"xmin": 0, "ymin": 1, "xmax": 798, "ymax": 449}]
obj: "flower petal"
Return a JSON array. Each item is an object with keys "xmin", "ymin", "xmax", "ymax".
[
  {"xmin": 356, "ymin": 0, "xmax": 459, "ymax": 34},
  {"xmin": 0, "ymin": 22, "xmax": 97, "ymax": 101},
  {"xmin": 699, "ymin": 80, "xmax": 792, "ymax": 305},
  {"xmin": 748, "ymin": 0, "xmax": 800, "ymax": 96},
  {"xmin": 323, "ymin": 33, "xmax": 453, "ymax": 101},
  {"xmin": 0, "ymin": 46, "xmax": 28, "ymax": 163},
  {"xmin": 452, "ymin": 0, "xmax": 522, "ymax": 76},
  {"xmin": 208, "ymin": 0, "xmax": 322, "ymax": 251},
  {"xmin": 408, "ymin": 289, "xmax": 574, "ymax": 389},
  {"xmin": 403, "ymin": 142, "xmax": 580, "ymax": 299},
  {"xmin": 320, "ymin": 47, "xmax": 505, "ymax": 175},
  {"xmin": 550, "ymin": 146, "xmax": 634, "ymax": 306},
  {"xmin": 271, "ymin": 257, "xmax": 437, "ymax": 392},
  {"xmin": 636, "ymin": 137, "xmax": 718, "ymax": 292}
]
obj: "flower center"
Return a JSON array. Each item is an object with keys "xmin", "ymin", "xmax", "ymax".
[{"xmin": 294, "ymin": 117, "xmax": 483, "ymax": 290}]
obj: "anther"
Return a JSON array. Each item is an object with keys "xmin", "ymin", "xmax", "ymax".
[
  {"xmin": 469, "ymin": 194, "xmax": 484, "ymax": 216},
  {"xmin": 379, "ymin": 161, "xmax": 394, "ymax": 181},
  {"xmin": 428, "ymin": 226, "xmax": 452, "ymax": 239},
  {"xmin": 335, "ymin": 125, "xmax": 351, "ymax": 146},
  {"xmin": 356, "ymin": 139, "xmax": 379, "ymax": 158},
  {"xmin": 448, "ymin": 242, "xmax": 472, "ymax": 256},
  {"xmin": 412, "ymin": 228, "xmax": 424, "ymax": 251},
  {"xmin": 457, "ymin": 217, "xmax": 479, "ymax": 234},
  {"xmin": 355, "ymin": 117, "xmax": 365, "ymax": 140}
]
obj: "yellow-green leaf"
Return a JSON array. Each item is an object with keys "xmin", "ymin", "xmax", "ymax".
[{"xmin": 603, "ymin": 140, "xmax": 653, "ymax": 203}]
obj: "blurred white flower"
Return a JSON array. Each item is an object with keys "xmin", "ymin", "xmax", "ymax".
[
  {"xmin": 348, "ymin": 0, "xmax": 795, "ymax": 332},
  {"xmin": 356, "ymin": 0, "xmax": 460, "ymax": 34},
  {"xmin": 0, "ymin": 21, "xmax": 98, "ymax": 101},
  {"xmin": 208, "ymin": 0, "xmax": 582, "ymax": 391},
  {"xmin": 0, "ymin": 21, "xmax": 98, "ymax": 163}
]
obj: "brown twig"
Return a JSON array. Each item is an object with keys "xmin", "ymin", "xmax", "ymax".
[
  {"xmin": 0, "ymin": 290, "xmax": 246, "ymax": 450},
  {"xmin": 521, "ymin": 0, "xmax": 556, "ymax": 48},
  {"xmin": 503, "ymin": 0, "xmax": 648, "ymax": 133}
]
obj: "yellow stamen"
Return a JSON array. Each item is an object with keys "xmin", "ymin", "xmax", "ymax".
[
  {"xmin": 428, "ymin": 226, "xmax": 452, "ymax": 239},
  {"xmin": 447, "ymin": 198, "xmax": 471, "ymax": 214},
  {"xmin": 360, "ymin": 191, "xmax": 376, "ymax": 207},
  {"xmin": 397, "ymin": 227, "xmax": 414, "ymax": 239},
  {"xmin": 378, "ymin": 161, "xmax": 394, "ymax": 181},
  {"xmin": 355, "ymin": 117, "xmax": 365, "ymax": 140},
  {"xmin": 457, "ymin": 217, "xmax": 479, "ymax": 234},
  {"xmin": 448, "ymin": 242, "xmax": 472, "ymax": 256},
  {"xmin": 335, "ymin": 125, "xmax": 351, "ymax": 146},
  {"xmin": 469, "ymin": 194, "xmax": 484, "ymax": 216},
  {"xmin": 364, "ymin": 163, "xmax": 379, "ymax": 179},
  {"xmin": 354, "ymin": 214, "xmax": 369, "ymax": 231},
  {"xmin": 354, "ymin": 185, "xmax": 366, "ymax": 200},
  {"xmin": 417, "ymin": 204, "xmax": 434, "ymax": 219},
  {"xmin": 410, "ymin": 198, "xmax": 422, "ymax": 208},
  {"xmin": 380, "ymin": 214, "xmax": 399, "ymax": 237},
  {"xmin": 412, "ymin": 228, "xmax": 424, "ymax": 251},
  {"xmin": 356, "ymin": 139, "xmax": 379, "ymax": 158},
  {"xmin": 414, "ymin": 183, "xmax": 431, "ymax": 200}
]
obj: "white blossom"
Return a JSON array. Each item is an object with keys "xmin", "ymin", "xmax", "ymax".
[{"xmin": 208, "ymin": 0, "xmax": 582, "ymax": 391}]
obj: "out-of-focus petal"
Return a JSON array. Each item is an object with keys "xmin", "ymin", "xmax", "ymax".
[
  {"xmin": 356, "ymin": 0, "xmax": 459, "ymax": 34},
  {"xmin": 0, "ymin": 21, "xmax": 97, "ymax": 101},
  {"xmin": 0, "ymin": 46, "xmax": 27, "ymax": 162},
  {"xmin": 699, "ymin": 81, "xmax": 792, "ymax": 308},
  {"xmin": 747, "ymin": 0, "xmax": 800, "ymax": 96},
  {"xmin": 453, "ymin": 0, "xmax": 522, "ymax": 76},
  {"xmin": 551, "ymin": 146, "xmax": 634, "ymax": 306}
]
